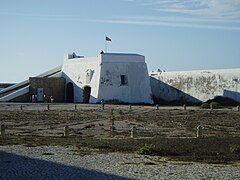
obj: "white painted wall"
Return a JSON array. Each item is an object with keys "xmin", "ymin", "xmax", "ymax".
[
  {"xmin": 62, "ymin": 55, "xmax": 102, "ymax": 103},
  {"xmin": 98, "ymin": 54, "xmax": 153, "ymax": 104},
  {"xmin": 62, "ymin": 53, "xmax": 153, "ymax": 104},
  {"xmin": 150, "ymin": 68, "xmax": 240, "ymax": 103}
]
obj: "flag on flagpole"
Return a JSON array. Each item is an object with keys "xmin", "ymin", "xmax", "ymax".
[{"xmin": 106, "ymin": 36, "xmax": 112, "ymax": 42}]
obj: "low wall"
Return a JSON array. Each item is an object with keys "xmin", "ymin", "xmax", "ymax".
[{"xmin": 150, "ymin": 68, "xmax": 240, "ymax": 104}]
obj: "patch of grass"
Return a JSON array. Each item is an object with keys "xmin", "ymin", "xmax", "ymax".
[
  {"xmin": 135, "ymin": 143, "xmax": 179, "ymax": 156},
  {"xmin": 210, "ymin": 102, "xmax": 220, "ymax": 109},
  {"xmin": 201, "ymin": 102, "xmax": 220, "ymax": 109},
  {"xmin": 134, "ymin": 144, "xmax": 157, "ymax": 155},
  {"xmin": 229, "ymin": 144, "xmax": 240, "ymax": 154},
  {"xmin": 200, "ymin": 103, "xmax": 210, "ymax": 109}
]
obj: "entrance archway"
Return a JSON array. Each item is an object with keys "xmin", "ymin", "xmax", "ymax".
[
  {"xmin": 83, "ymin": 86, "xmax": 91, "ymax": 103},
  {"xmin": 66, "ymin": 82, "xmax": 74, "ymax": 103}
]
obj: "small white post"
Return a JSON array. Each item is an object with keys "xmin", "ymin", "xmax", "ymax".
[
  {"xmin": 64, "ymin": 126, "xmax": 69, "ymax": 137},
  {"xmin": 131, "ymin": 126, "xmax": 136, "ymax": 138},
  {"xmin": 101, "ymin": 100, "xmax": 105, "ymax": 110},
  {"xmin": 156, "ymin": 104, "xmax": 159, "ymax": 110},
  {"xmin": 129, "ymin": 104, "xmax": 132, "ymax": 110},
  {"xmin": 210, "ymin": 104, "xmax": 213, "ymax": 111},
  {"xmin": 110, "ymin": 118, "xmax": 115, "ymax": 132},
  {"xmin": 110, "ymin": 109, "xmax": 114, "ymax": 116},
  {"xmin": 1, "ymin": 125, "xmax": 6, "ymax": 137},
  {"xmin": 197, "ymin": 125, "xmax": 203, "ymax": 138},
  {"xmin": 237, "ymin": 105, "xmax": 240, "ymax": 112},
  {"xmin": 183, "ymin": 104, "xmax": 186, "ymax": 110}
]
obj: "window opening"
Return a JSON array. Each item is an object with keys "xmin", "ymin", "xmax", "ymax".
[{"xmin": 120, "ymin": 75, "xmax": 128, "ymax": 85}]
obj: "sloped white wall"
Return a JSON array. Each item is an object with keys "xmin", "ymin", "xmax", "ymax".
[{"xmin": 0, "ymin": 86, "xmax": 29, "ymax": 102}]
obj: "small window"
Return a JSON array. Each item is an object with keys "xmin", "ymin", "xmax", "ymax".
[{"xmin": 120, "ymin": 75, "xmax": 128, "ymax": 85}]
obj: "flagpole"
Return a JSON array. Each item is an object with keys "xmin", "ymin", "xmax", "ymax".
[
  {"xmin": 105, "ymin": 36, "xmax": 111, "ymax": 53},
  {"xmin": 105, "ymin": 39, "xmax": 107, "ymax": 53}
]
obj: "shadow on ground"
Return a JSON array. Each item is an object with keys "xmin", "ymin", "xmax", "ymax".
[{"xmin": 0, "ymin": 151, "xmax": 130, "ymax": 180}]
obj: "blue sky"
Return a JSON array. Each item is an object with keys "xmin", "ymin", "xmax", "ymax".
[{"xmin": 0, "ymin": 0, "xmax": 240, "ymax": 83}]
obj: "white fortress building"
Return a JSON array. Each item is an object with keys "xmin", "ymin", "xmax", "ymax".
[
  {"xmin": 0, "ymin": 51, "xmax": 239, "ymax": 105},
  {"xmin": 62, "ymin": 53, "xmax": 153, "ymax": 104},
  {"xmin": 0, "ymin": 53, "xmax": 153, "ymax": 104}
]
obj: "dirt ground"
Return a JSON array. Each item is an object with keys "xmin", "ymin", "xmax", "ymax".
[{"xmin": 1, "ymin": 103, "xmax": 240, "ymax": 162}]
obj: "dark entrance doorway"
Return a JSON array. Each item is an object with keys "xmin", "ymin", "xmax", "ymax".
[
  {"xmin": 83, "ymin": 86, "xmax": 91, "ymax": 103},
  {"xmin": 66, "ymin": 82, "xmax": 74, "ymax": 103}
]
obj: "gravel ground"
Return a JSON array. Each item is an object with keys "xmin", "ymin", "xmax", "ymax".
[{"xmin": 1, "ymin": 145, "xmax": 240, "ymax": 180}]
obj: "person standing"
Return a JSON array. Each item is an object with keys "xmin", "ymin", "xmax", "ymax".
[{"xmin": 50, "ymin": 96, "xmax": 54, "ymax": 103}]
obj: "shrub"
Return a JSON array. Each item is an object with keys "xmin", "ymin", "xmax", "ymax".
[
  {"xmin": 229, "ymin": 144, "xmax": 240, "ymax": 154},
  {"xmin": 210, "ymin": 102, "xmax": 220, "ymax": 109},
  {"xmin": 135, "ymin": 144, "xmax": 156, "ymax": 155},
  {"xmin": 200, "ymin": 102, "xmax": 220, "ymax": 109},
  {"xmin": 200, "ymin": 103, "xmax": 210, "ymax": 109}
]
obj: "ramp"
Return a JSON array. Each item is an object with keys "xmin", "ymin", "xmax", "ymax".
[{"xmin": 0, "ymin": 66, "xmax": 62, "ymax": 102}]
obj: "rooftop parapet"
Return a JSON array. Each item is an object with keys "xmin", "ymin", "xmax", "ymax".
[{"xmin": 64, "ymin": 52, "xmax": 84, "ymax": 61}]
